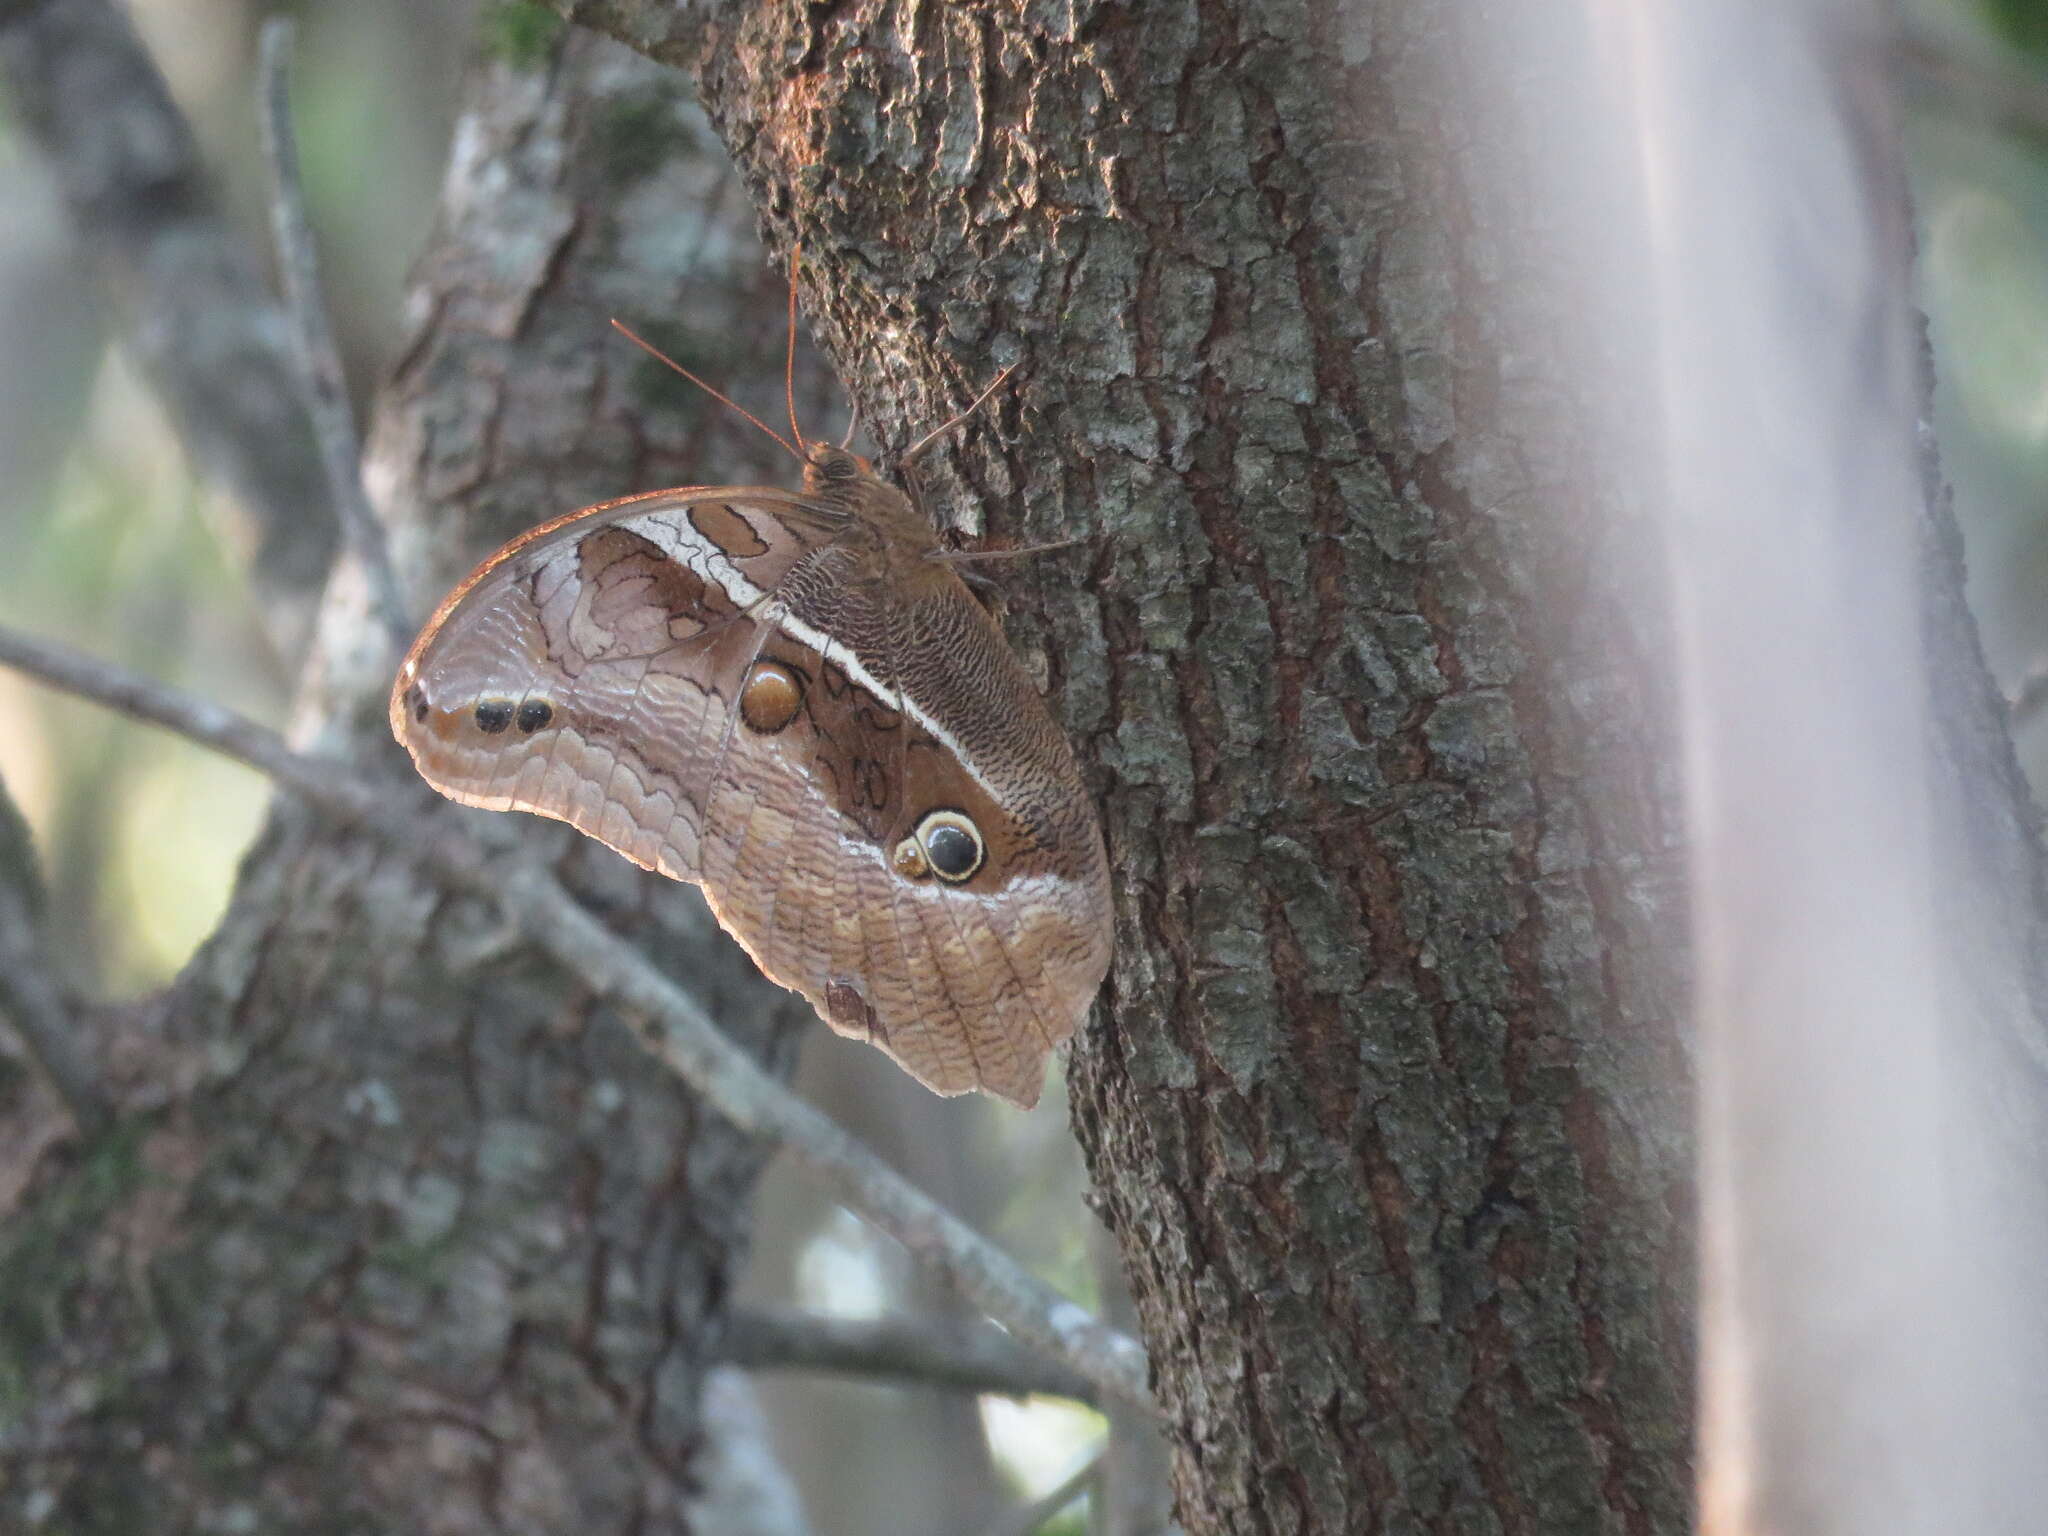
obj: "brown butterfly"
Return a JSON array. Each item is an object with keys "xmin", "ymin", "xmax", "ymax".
[{"xmin": 388, "ymin": 318, "xmax": 1112, "ymax": 1109}]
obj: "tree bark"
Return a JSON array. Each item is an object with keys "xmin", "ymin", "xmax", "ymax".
[
  {"xmin": 0, "ymin": 31, "xmax": 817, "ymax": 1533},
  {"xmin": 558, "ymin": 2, "xmax": 1700, "ymax": 1530},
  {"xmin": 11, "ymin": 0, "xmax": 2037, "ymax": 1531}
]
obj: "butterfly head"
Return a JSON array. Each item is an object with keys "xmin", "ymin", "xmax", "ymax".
[{"xmin": 802, "ymin": 442, "xmax": 876, "ymax": 495}]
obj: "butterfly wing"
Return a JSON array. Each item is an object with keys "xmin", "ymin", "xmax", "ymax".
[
  {"xmin": 391, "ymin": 486, "xmax": 1112, "ymax": 1108},
  {"xmin": 714, "ymin": 575, "xmax": 1113, "ymax": 1107},
  {"xmin": 391, "ymin": 487, "xmax": 835, "ymax": 871}
]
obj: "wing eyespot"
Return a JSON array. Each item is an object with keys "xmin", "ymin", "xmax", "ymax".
[
  {"xmin": 739, "ymin": 661, "xmax": 805, "ymax": 734},
  {"xmin": 892, "ymin": 809, "xmax": 985, "ymax": 885},
  {"xmin": 473, "ymin": 699, "xmax": 514, "ymax": 734}
]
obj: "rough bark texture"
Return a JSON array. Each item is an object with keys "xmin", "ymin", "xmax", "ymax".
[
  {"xmin": 551, "ymin": 2, "xmax": 1700, "ymax": 1531},
  {"xmin": 0, "ymin": 32, "xmax": 818, "ymax": 1533}
]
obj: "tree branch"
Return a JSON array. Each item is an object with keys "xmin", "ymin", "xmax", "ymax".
[
  {"xmin": 545, "ymin": 1, "xmax": 719, "ymax": 71},
  {"xmin": 255, "ymin": 16, "xmax": 410, "ymax": 651},
  {"xmin": 0, "ymin": 0, "xmax": 337, "ymax": 656},
  {"xmin": 722, "ymin": 1306, "xmax": 1098, "ymax": 1405},
  {"xmin": 0, "ymin": 623, "xmax": 1155, "ymax": 1415},
  {"xmin": 981, "ymin": 1454, "xmax": 1101, "ymax": 1536},
  {"xmin": 0, "ymin": 779, "xmax": 108, "ymax": 1134}
]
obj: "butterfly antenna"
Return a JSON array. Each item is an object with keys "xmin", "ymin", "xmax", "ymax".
[
  {"xmin": 838, "ymin": 402, "xmax": 863, "ymax": 451},
  {"xmin": 785, "ymin": 243, "xmax": 809, "ymax": 455},
  {"xmin": 609, "ymin": 319, "xmax": 802, "ymax": 463},
  {"xmin": 901, "ymin": 365, "xmax": 1017, "ymax": 466}
]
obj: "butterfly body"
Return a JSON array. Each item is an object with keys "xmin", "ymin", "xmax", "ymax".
[{"xmin": 391, "ymin": 445, "xmax": 1112, "ymax": 1108}]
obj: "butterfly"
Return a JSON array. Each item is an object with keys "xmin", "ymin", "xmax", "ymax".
[{"xmin": 388, "ymin": 312, "xmax": 1112, "ymax": 1108}]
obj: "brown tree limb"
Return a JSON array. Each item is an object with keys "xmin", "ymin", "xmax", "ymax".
[
  {"xmin": 0, "ymin": 621, "xmax": 1154, "ymax": 1415},
  {"xmin": 722, "ymin": 1305, "xmax": 1097, "ymax": 1405},
  {"xmin": 546, "ymin": 1, "xmax": 718, "ymax": 70},
  {"xmin": 0, "ymin": 0, "xmax": 337, "ymax": 657},
  {"xmin": 0, "ymin": 782, "xmax": 107, "ymax": 1134}
]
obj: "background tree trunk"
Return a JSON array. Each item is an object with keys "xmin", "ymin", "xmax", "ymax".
[
  {"xmin": 1, "ymin": 30, "xmax": 819, "ymax": 1532},
  {"xmin": 574, "ymin": 2, "xmax": 1703, "ymax": 1530},
  {"xmin": 11, "ymin": 1, "xmax": 2044, "ymax": 1532}
]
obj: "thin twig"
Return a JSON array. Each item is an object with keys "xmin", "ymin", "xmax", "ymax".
[
  {"xmin": 0, "ymin": 0, "xmax": 337, "ymax": 657},
  {"xmin": 0, "ymin": 624, "xmax": 1155, "ymax": 1415},
  {"xmin": 0, "ymin": 870, "xmax": 109, "ymax": 1136},
  {"xmin": 722, "ymin": 1306, "xmax": 1098, "ymax": 1405},
  {"xmin": 979, "ymin": 1454, "xmax": 1101, "ymax": 1536},
  {"xmin": 255, "ymin": 16, "xmax": 411, "ymax": 650}
]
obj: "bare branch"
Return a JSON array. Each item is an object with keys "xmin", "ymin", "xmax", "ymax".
[
  {"xmin": 981, "ymin": 1454, "xmax": 1101, "ymax": 1536},
  {"xmin": 543, "ymin": 1, "xmax": 719, "ymax": 71},
  {"xmin": 0, "ymin": 624, "xmax": 1156, "ymax": 1415},
  {"xmin": 0, "ymin": 0, "xmax": 337, "ymax": 656},
  {"xmin": 0, "ymin": 785, "xmax": 108, "ymax": 1134},
  {"xmin": 255, "ymin": 16, "xmax": 411, "ymax": 651},
  {"xmin": 722, "ymin": 1306, "xmax": 1098, "ymax": 1405}
]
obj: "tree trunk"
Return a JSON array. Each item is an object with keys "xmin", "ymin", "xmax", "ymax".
[
  {"xmin": 1, "ymin": 31, "xmax": 817, "ymax": 1533},
  {"xmin": 613, "ymin": 1, "xmax": 2048, "ymax": 1523},
  {"xmin": 568, "ymin": 2, "xmax": 1701, "ymax": 1530},
  {"xmin": 10, "ymin": 0, "xmax": 2037, "ymax": 1531}
]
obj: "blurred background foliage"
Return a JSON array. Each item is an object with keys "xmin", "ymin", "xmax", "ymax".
[
  {"xmin": 5, "ymin": 0, "xmax": 2046, "ymax": 1527},
  {"xmin": 1914, "ymin": 0, "xmax": 2048, "ymax": 774}
]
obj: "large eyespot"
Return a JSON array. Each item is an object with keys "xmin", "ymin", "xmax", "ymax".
[
  {"xmin": 740, "ymin": 661, "xmax": 805, "ymax": 734},
  {"xmin": 516, "ymin": 699, "xmax": 553, "ymax": 734},
  {"xmin": 473, "ymin": 699, "xmax": 514, "ymax": 734},
  {"xmin": 892, "ymin": 809, "xmax": 985, "ymax": 885}
]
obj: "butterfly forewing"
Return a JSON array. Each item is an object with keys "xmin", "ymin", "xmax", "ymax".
[{"xmin": 394, "ymin": 489, "xmax": 818, "ymax": 854}]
